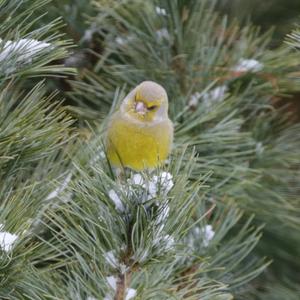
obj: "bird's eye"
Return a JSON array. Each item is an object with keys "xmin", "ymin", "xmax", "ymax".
[{"xmin": 148, "ymin": 105, "xmax": 158, "ymax": 111}]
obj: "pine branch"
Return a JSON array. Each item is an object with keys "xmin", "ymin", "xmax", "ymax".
[{"xmin": 0, "ymin": 0, "xmax": 75, "ymax": 81}]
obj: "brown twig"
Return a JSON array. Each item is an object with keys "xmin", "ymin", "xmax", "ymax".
[{"xmin": 114, "ymin": 271, "xmax": 132, "ymax": 300}]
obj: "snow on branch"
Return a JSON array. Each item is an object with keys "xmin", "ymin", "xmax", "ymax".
[
  {"xmin": 108, "ymin": 172, "xmax": 174, "ymax": 212},
  {"xmin": 107, "ymin": 172, "xmax": 175, "ymax": 263},
  {"xmin": 0, "ymin": 38, "xmax": 52, "ymax": 74},
  {"xmin": 0, "ymin": 224, "xmax": 18, "ymax": 252},
  {"xmin": 155, "ymin": 6, "xmax": 167, "ymax": 16},
  {"xmin": 104, "ymin": 276, "xmax": 136, "ymax": 300},
  {"xmin": 233, "ymin": 58, "xmax": 263, "ymax": 73},
  {"xmin": 188, "ymin": 58, "xmax": 263, "ymax": 109},
  {"xmin": 46, "ymin": 172, "xmax": 72, "ymax": 201},
  {"xmin": 188, "ymin": 224, "xmax": 215, "ymax": 249},
  {"xmin": 189, "ymin": 85, "xmax": 228, "ymax": 109}
]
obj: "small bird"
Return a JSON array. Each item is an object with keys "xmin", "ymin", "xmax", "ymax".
[{"xmin": 106, "ymin": 81, "xmax": 173, "ymax": 171}]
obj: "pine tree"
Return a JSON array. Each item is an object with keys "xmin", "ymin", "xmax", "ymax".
[{"xmin": 0, "ymin": 0, "xmax": 299, "ymax": 299}]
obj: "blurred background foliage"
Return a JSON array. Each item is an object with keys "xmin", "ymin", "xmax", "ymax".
[{"xmin": 218, "ymin": 0, "xmax": 300, "ymax": 47}]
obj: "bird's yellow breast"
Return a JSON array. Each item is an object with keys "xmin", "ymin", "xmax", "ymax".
[{"xmin": 106, "ymin": 112, "xmax": 173, "ymax": 171}]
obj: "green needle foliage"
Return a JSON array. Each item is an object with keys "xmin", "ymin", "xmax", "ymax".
[
  {"xmin": 0, "ymin": 0, "xmax": 299, "ymax": 299},
  {"xmin": 0, "ymin": 0, "xmax": 75, "ymax": 82}
]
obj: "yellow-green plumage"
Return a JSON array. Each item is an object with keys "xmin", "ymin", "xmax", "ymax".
[
  {"xmin": 107, "ymin": 112, "xmax": 173, "ymax": 170},
  {"xmin": 106, "ymin": 81, "xmax": 173, "ymax": 171}
]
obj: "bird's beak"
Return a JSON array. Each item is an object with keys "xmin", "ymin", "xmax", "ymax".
[{"xmin": 135, "ymin": 101, "xmax": 147, "ymax": 114}]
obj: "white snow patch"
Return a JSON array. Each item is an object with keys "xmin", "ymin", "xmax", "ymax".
[
  {"xmin": 46, "ymin": 173, "xmax": 72, "ymax": 201},
  {"xmin": 109, "ymin": 172, "xmax": 174, "ymax": 211},
  {"xmin": 0, "ymin": 224, "xmax": 18, "ymax": 252},
  {"xmin": 187, "ymin": 224, "xmax": 215, "ymax": 249},
  {"xmin": 202, "ymin": 85, "xmax": 228, "ymax": 104},
  {"xmin": 155, "ymin": 6, "xmax": 167, "ymax": 16},
  {"xmin": 115, "ymin": 35, "xmax": 134, "ymax": 46},
  {"xmin": 108, "ymin": 189, "xmax": 125, "ymax": 212},
  {"xmin": 156, "ymin": 203, "xmax": 170, "ymax": 226},
  {"xmin": 156, "ymin": 28, "xmax": 170, "ymax": 41},
  {"xmin": 104, "ymin": 250, "xmax": 118, "ymax": 268},
  {"xmin": 82, "ymin": 24, "xmax": 98, "ymax": 42},
  {"xmin": 189, "ymin": 85, "xmax": 228, "ymax": 108},
  {"xmin": 152, "ymin": 172, "xmax": 174, "ymax": 195},
  {"xmin": 255, "ymin": 142, "xmax": 264, "ymax": 156},
  {"xmin": 131, "ymin": 173, "xmax": 144, "ymax": 185},
  {"xmin": 89, "ymin": 147, "xmax": 106, "ymax": 166},
  {"xmin": 104, "ymin": 276, "xmax": 137, "ymax": 300},
  {"xmin": 0, "ymin": 38, "xmax": 51, "ymax": 65},
  {"xmin": 106, "ymin": 275, "xmax": 117, "ymax": 290},
  {"xmin": 135, "ymin": 171, "xmax": 174, "ymax": 200},
  {"xmin": 201, "ymin": 225, "xmax": 215, "ymax": 247},
  {"xmin": 126, "ymin": 288, "xmax": 137, "ymax": 300},
  {"xmin": 189, "ymin": 92, "xmax": 202, "ymax": 107},
  {"xmin": 115, "ymin": 37, "xmax": 127, "ymax": 45},
  {"xmin": 233, "ymin": 58, "xmax": 263, "ymax": 73},
  {"xmin": 154, "ymin": 233, "xmax": 175, "ymax": 251},
  {"xmin": 104, "ymin": 248, "xmax": 127, "ymax": 273}
]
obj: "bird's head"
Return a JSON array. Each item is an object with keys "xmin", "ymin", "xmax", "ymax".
[{"xmin": 120, "ymin": 81, "xmax": 169, "ymax": 123}]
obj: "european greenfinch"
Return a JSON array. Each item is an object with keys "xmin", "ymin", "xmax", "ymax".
[{"xmin": 106, "ymin": 81, "xmax": 173, "ymax": 171}]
